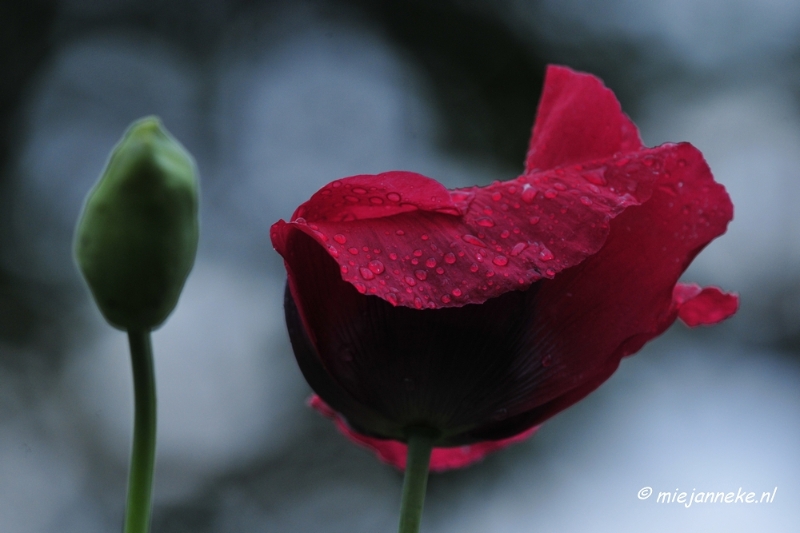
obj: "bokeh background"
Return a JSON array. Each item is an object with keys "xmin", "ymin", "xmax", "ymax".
[{"xmin": 2, "ymin": 0, "xmax": 799, "ymax": 532}]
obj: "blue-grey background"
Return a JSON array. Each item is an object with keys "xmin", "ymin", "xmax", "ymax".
[{"xmin": 1, "ymin": 1, "xmax": 798, "ymax": 532}]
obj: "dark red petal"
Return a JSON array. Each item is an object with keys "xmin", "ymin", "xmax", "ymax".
[
  {"xmin": 673, "ymin": 283, "xmax": 739, "ymax": 327},
  {"xmin": 525, "ymin": 65, "xmax": 643, "ymax": 174},
  {"xmin": 496, "ymin": 143, "xmax": 734, "ymax": 417},
  {"xmin": 293, "ymin": 171, "xmax": 464, "ymax": 222},
  {"xmin": 309, "ymin": 395, "xmax": 538, "ymax": 472},
  {"xmin": 272, "ymin": 146, "xmax": 684, "ymax": 310}
]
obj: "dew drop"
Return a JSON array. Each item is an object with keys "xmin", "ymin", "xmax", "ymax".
[
  {"xmin": 500, "ymin": 230, "xmax": 510, "ymax": 239},
  {"xmin": 529, "ymin": 216, "xmax": 540, "ymax": 225},
  {"xmin": 554, "ymin": 182, "xmax": 567, "ymax": 191},
  {"xmin": 462, "ymin": 234, "xmax": 487, "ymax": 247},
  {"xmin": 492, "ymin": 255, "xmax": 508, "ymax": 266},
  {"xmin": 491, "ymin": 191, "xmax": 502, "ymax": 202},
  {"xmin": 539, "ymin": 247, "xmax": 554, "ymax": 261},
  {"xmin": 421, "ymin": 234, "xmax": 429, "ymax": 241},
  {"xmin": 510, "ymin": 242, "xmax": 527, "ymax": 256},
  {"xmin": 444, "ymin": 252, "xmax": 456, "ymax": 264},
  {"xmin": 436, "ymin": 267, "xmax": 444, "ymax": 275},
  {"xmin": 544, "ymin": 189, "xmax": 557, "ymax": 199},
  {"xmin": 334, "ymin": 234, "xmax": 347, "ymax": 244},
  {"xmin": 387, "ymin": 293, "xmax": 398, "ymax": 305},
  {"xmin": 405, "ymin": 276, "xmax": 417, "ymax": 286},
  {"xmin": 389, "ymin": 252, "xmax": 398, "ymax": 261},
  {"xmin": 476, "ymin": 217, "xmax": 495, "ymax": 227},
  {"xmin": 348, "ymin": 247, "xmax": 359, "ymax": 255},
  {"xmin": 470, "ymin": 263, "xmax": 479, "ymax": 273},
  {"xmin": 580, "ymin": 196, "xmax": 593, "ymax": 206},
  {"xmin": 583, "ymin": 169, "xmax": 607, "ymax": 185},
  {"xmin": 415, "ymin": 270, "xmax": 427, "ymax": 281},
  {"xmin": 369, "ymin": 197, "xmax": 384, "ymax": 204},
  {"xmin": 521, "ymin": 184, "xmax": 537, "ymax": 203},
  {"xmin": 413, "ymin": 298, "xmax": 423, "ymax": 309},
  {"xmin": 452, "ymin": 288, "xmax": 462, "ymax": 297},
  {"xmin": 368, "ymin": 260, "xmax": 385, "ymax": 275},
  {"xmin": 354, "ymin": 282, "xmax": 367, "ymax": 294},
  {"xmin": 441, "ymin": 295, "xmax": 451, "ymax": 304},
  {"xmin": 359, "ymin": 267, "xmax": 375, "ymax": 280},
  {"xmin": 413, "ymin": 249, "xmax": 423, "ymax": 257},
  {"xmin": 545, "ymin": 268, "xmax": 556, "ymax": 276},
  {"xmin": 485, "ymin": 270, "xmax": 495, "ymax": 277},
  {"xmin": 425, "ymin": 257, "xmax": 437, "ymax": 268},
  {"xmin": 345, "ymin": 195, "xmax": 359, "ymax": 203},
  {"xmin": 340, "ymin": 265, "xmax": 348, "ymax": 274},
  {"xmin": 387, "ymin": 192, "xmax": 401, "ymax": 202},
  {"xmin": 327, "ymin": 246, "xmax": 339, "ymax": 257},
  {"xmin": 396, "ymin": 230, "xmax": 405, "ymax": 236}
]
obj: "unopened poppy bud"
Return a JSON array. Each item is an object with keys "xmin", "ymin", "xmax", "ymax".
[{"xmin": 74, "ymin": 116, "xmax": 199, "ymax": 330}]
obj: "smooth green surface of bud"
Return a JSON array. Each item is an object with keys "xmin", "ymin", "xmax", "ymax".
[{"xmin": 74, "ymin": 116, "xmax": 199, "ymax": 330}]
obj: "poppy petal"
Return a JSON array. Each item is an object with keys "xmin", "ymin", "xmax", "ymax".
[
  {"xmin": 673, "ymin": 283, "xmax": 739, "ymax": 327},
  {"xmin": 272, "ymin": 144, "xmax": 684, "ymax": 310},
  {"xmin": 309, "ymin": 395, "xmax": 538, "ymax": 472},
  {"xmin": 525, "ymin": 65, "xmax": 644, "ymax": 174},
  {"xmin": 486, "ymin": 142, "xmax": 733, "ymax": 420}
]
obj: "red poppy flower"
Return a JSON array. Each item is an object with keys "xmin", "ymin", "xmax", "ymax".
[{"xmin": 271, "ymin": 65, "xmax": 737, "ymax": 471}]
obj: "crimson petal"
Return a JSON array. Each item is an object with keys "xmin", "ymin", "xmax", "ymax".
[{"xmin": 309, "ymin": 395, "xmax": 538, "ymax": 472}]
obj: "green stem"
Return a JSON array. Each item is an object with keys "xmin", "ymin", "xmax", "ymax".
[
  {"xmin": 398, "ymin": 430, "xmax": 435, "ymax": 533},
  {"xmin": 124, "ymin": 329, "xmax": 157, "ymax": 533}
]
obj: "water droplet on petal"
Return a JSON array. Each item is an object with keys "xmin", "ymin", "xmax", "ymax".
[
  {"xmin": 510, "ymin": 242, "xmax": 527, "ymax": 256},
  {"xmin": 441, "ymin": 295, "xmax": 451, "ymax": 303},
  {"xmin": 354, "ymin": 282, "xmax": 367, "ymax": 294},
  {"xmin": 334, "ymin": 234, "xmax": 347, "ymax": 244},
  {"xmin": 327, "ymin": 246, "xmax": 339, "ymax": 257},
  {"xmin": 340, "ymin": 265, "xmax": 348, "ymax": 274},
  {"xmin": 359, "ymin": 267, "xmax": 375, "ymax": 280},
  {"xmin": 369, "ymin": 196, "xmax": 384, "ymax": 204},
  {"xmin": 492, "ymin": 255, "xmax": 508, "ymax": 266},
  {"xmin": 435, "ymin": 267, "xmax": 444, "ymax": 274},
  {"xmin": 348, "ymin": 247, "xmax": 359, "ymax": 255},
  {"xmin": 444, "ymin": 252, "xmax": 456, "ymax": 264},
  {"xmin": 396, "ymin": 230, "xmax": 405, "ymax": 236},
  {"xmin": 539, "ymin": 247, "xmax": 554, "ymax": 261},
  {"xmin": 529, "ymin": 216, "xmax": 540, "ymax": 225},
  {"xmin": 413, "ymin": 249, "xmax": 423, "ymax": 257},
  {"xmin": 368, "ymin": 260, "xmax": 385, "ymax": 274},
  {"xmin": 386, "ymin": 293, "xmax": 398, "ymax": 305},
  {"xmin": 425, "ymin": 257, "xmax": 437, "ymax": 268},
  {"xmin": 470, "ymin": 263, "xmax": 479, "ymax": 273},
  {"xmin": 583, "ymin": 169, "xmax": 607, "ymax": 185},
  {"xmin": 414, "ymin": 270, "xmax": 427, "ymax": 281},
  {"xmin": 413, "ymin": 298, "xmax": 423, "ymax": 309},
  {"xmin": 544, "ymin": 189, "xmax": 557, "ymax": 199},
  {"xmin": 580, "ymin": 196, "xmax": 592, "ymax": 205},
  {"xmin": 462, "ymin": 234, "xmax": 487, "ymax": 247},
  {"xmin": 387, "ymin": 192, "xmax": 401, "ymax": 202},
  {"xmin": 491, "ymin": 192, "xmax": 502, "ymax": 201},
  {"xmin": 405, "ymin": 276, "xmax": 417, "ymax": 287},
  {"xmin": 345, "ymin": 195, "xmax": 359, "ymax": 203},
  {"xmin": 545, "ymin": 268, "xmax": 556, "ymax": 276},
  {"xmin": 521, "ymin": 184, "xmax": 537, "ymax": 203},
  {"xmin": 452, "ymin": 288, "xmax": 462, "ymax": 297},
  {"xmin": 476, "ymin": 217, "xmax": 495, "ymax": 227}
]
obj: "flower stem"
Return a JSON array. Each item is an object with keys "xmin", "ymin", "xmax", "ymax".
[
  {"xmin": 398, "ymin": 430, "xmax": 435, "ymax": 533},
  {"xmin": 124, "ymin": 329, "xmax": 157, "ymax": 533}
]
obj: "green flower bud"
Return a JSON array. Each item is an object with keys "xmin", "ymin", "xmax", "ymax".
[{"xmin": 74, "ymin": 116, "xmax": 199, "ymax": 330}]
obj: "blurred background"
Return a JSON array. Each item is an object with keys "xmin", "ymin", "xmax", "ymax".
[{"xmin": 1, "ymin": 0, "xmax": 799, "ymax": 531}]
